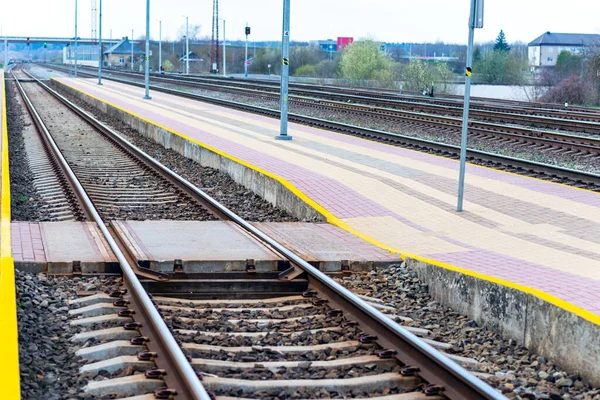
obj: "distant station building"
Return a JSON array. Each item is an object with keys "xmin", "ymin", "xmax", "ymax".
[
  {"xmin": 63, "ymin": 44, "xmax": 100, "ymax": 67},
  {"xmin": 103, "ymin": 37, "xmax": 144, "ymax": 68},
  {"xmin": 316, "ymin": 37, "xmax": 354, "ymax": 54},
  {"xmin": 528, "ymin": 32, "xmax": 600, "ymax": 68}
]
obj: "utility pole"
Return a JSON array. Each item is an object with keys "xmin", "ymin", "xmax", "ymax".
[
  {"xmin": 143, "ymin": 0, "xmax": 151, "ymax": 99},
  {"xmin": 244, "ymin": 23, "xmax": 249, "ymax": 78},
  {"xmin": 109, "ymin": 29, "xmax": 112, "ymax": 67},
  {"xmin": 222, "ymin": 20, "xmax": 226, "ymax": 77},
  {"xmin": 131, "ymin": 29, "xmax": 134, "ymax": 71},
  {"xmin": 185, "ymin": 16, "xmax": 189, "ymax": 74},
  {"xmin": 98, "ymin": 0, "xmax": 103, "ymax": 85},
  {"xmin": 159, "ymin": 20, "xmax": 162, "ymax": 73},
  {"xmin": 74, "ymin": 0, "xmax": 78, "ymax": 78},
  {"xmin": 275, "ymin": 0, "xmax": 292, "ymax": 140},
  {"xmin": 456, "ymin": 0, "xmax": 484, "ymax": 212}
]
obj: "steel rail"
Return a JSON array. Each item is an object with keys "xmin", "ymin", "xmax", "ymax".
[
  {"xmin": 12, "ymin": 69, "xmax": 212, "ymax": 400},
  {"xmin": 53, "ymin": 69, "xmax": 600, "ymax": 188},
  {"xmin": 94, "ymin": 66, "xmax": 600, "ymax": 124}
]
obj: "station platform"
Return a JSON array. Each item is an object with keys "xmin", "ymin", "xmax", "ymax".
[
  {"xmin": 11, "ymin": 221, "xmax": 395, "ymax": 274},
  {"xmin": 51, "ymin": 77, "xmax": 600, "ymax": 324}
]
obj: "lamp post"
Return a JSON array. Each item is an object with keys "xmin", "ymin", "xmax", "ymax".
[
  {"xmin": 143, "ymin": 0, "xmax": 151, "ymax": 99},
  {"xmin": 158, "ymin": 20, "xmax": 162, "ymax": 73},
  {"xmin": 131, "ymin": 29, "xmax": 134, "ymax": 71},
  {"xmin": 456, "ymin": 0, "xmax": 484, "ymax": 212},
  {"xmin": 97, "ymin": 0, "xmax": 103, "ymax": 85},
  {"xmin": 275, "ymin": 0, "xmax": 292, "ymax": 140},
  {"xmin": 222, "ymin": 19, "xmax": 226, "ymax": 77},
  {"xmin": 74, "ymin": 0, "xmax": 78, "ymax": 78},
  {"xmin": 184, "ymin": 16, "xmax": 189, "ymax": 74}
]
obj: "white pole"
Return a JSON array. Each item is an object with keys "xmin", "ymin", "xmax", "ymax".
[
  {"xmin": 159, "ymin": 20, "xmax": 162, "ymax": 72},
  {"xmin": 131, "ymin": 29, "xmax": 134, "ymax": 71},
  {"xmin": 457, "ymin": 0, "xmax": 483, "ymax": 212},
  {"xmin": 98, "ymin": 0, "xmax": 102, "ymax": 85},
  {"xmin": 222, "ymin": 20, "xmax": 226, "ymax": 77},
  {"xmin": 74, "ymin": 0, "xmax": 78, "ymax": 78},
  {"xmin": 185, "ymin": 16, "xmax": 189, "ymax": 74},
  {"xmin": 276, "ymin": 0, "xmax": 292, "ymax": 140},
  {"xmin": 4, "ymin": 38, "xmax": 7, "ymax": 68},
  {"xmin": 244, "ymin": 22, "xmax": 248, "ymax": 78},
  {"xmin": 143, "ymin": 0, "xmax": 151, "ymax": 99},
  {"xmin": 109, "ymin": 29, "xmax": 112, "ymax": 67}
]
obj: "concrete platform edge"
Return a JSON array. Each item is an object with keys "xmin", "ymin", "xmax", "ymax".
[
  {"xmin": 0, "ymin": 69, "xmax": 21, "ymax": 399},
  {"xmin": 50, "ymin": 79, "xmax": 326, "ymax": 223},
  {"xmin": 50, "ymin": 78, "xmax": 600, "ymax": 384},
  {"xmin": 407, "ymin": 257, "xmax": 600, "ymax": 386}
]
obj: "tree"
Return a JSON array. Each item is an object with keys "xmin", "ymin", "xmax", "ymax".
[
  {"xmin": 493, "ymin": 30, "xmax": 510, "ymax": 53},
  {"xmin": 294, "ymin": 64, "xmax": 317, "ymax": 77},
  {"xmin": 341, "ymin": 38, "xmax": 392, "ymax": 83},
  {"xmin": 473, "ymin": 47, "xmax": 482, "ymax": 63},
  {"xmin": 554, "ymin": 51, "xmax": 583, "ymax": 78}
]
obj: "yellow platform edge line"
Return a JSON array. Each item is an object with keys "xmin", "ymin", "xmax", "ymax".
[
  {"xmin": 53, "ymin": 78, "xmax": 600, "ymax": 327},
  {"xmin": 0, "ymin": 69, "xmax": 21, "ymax": 399}
]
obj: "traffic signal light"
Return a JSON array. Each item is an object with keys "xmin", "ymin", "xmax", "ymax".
[
  {"xmin": 245, "ymin": 26, "xmax": 251, "ymax": 36},
  {"xmin": 26, "ymin": 38, "xmax": 30, "ymax": 46},
  {"xmin": 43, "ymin": 42, "xmax": 47, "ymax": 49}
]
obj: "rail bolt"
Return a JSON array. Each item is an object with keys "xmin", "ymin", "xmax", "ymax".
[
  {"xmin": 145, "ymin": 368, "xmax": 167, "ymax": 379},
  {"xmin": 423, "ymin": 384, "xmax": 445, "ymax": 396},
  {"xmin": 124, "ymin": 322, "xmax": 143, "ymax": 331},
  {"xmin": 154, "ymin": 388, "xmax": 177, "ymax": 399},
  {"xmin": 138, "ymin": 351, "xmax": 158, "ymax": 361},
  {"xmin": 131, "ymin": 336, "xmax": 151, "ymax": 345}
]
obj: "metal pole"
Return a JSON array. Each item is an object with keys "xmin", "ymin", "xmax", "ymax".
[
  {"xmin": 143, "ymin": 0, "xmax": 151, "ymax": 99},
  {"xmin": 4, "ymin": 38, "xmax": 7, "ymax": 68},
  {"xmin": 456, "ymin": 0, "xmax": 477, "ymax": 212},
  {"xmin": 159, "ymin": 20, "xmax": 162, "ymax": 73},
  {"xmin": 74, "ymin": 0, "xmax": 78, "ymax": 78},
  {"xmin": 185, "ymin": 16, "xmax": 189, "ymax": 74},
  {"xmin": 131, "ymin": 29, "xmax": 134, "ymax": 71},
  {"xmin": 244, "ymin": 23, "xmax": 248, "ymax": 78},
  {"xmin": 222, "ymin": 20, "xmax": 226, "ymax": 77},
  {"xmin": 98, "ymin": 0, "xmax": 103, "ymax": 85},
  {"xmin": 109, "ymin": 29, "xmax": 112, "ymax": 67},
  {"xmin": 275, "ymin": 0, "xmax": 292, "ymax": 140}
]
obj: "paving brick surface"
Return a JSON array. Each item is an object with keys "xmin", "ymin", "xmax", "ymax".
[{"xmin": 56, "ymin": 78, "xmax": 600, "ymax": 318}]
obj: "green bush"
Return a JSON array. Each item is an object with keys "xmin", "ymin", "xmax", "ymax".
[{"xmin": 294, "ymin": 64, "xmax": 317, "ymax": 77}]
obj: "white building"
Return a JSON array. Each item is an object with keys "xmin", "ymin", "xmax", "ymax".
[{"xmin": 528, "ymin": 32, "xmax": 600, "ymax": 69}]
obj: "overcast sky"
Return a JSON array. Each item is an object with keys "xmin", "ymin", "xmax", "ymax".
[{"xmin": 1, "ymin": 1, "xmax": 599, "ymax": 44}]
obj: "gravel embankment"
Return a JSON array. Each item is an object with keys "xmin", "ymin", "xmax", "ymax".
[
  {"xmin": 5, "ymin": 81, "xmax": 48, "ymax": 221},
  {"xmin": 51, "ymin": 83, "xmax": 301, "ymax": 223},
  {"xmin": 16, "ymin": 271, "xmax": 121, "ymax": 399},
  {"xmin": 335, "ymin": 264, "xmax": 600, "ymax": 400}
]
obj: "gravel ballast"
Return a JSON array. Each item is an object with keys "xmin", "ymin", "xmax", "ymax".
[
  {"xmin": 49, "ymin": 83, "xmax": 301, "ymax": 223},
  {"xmin": 5, "ymin": 81, "xmax": 48, "ymax": 221},
  {"xmin": 16, "ymin": 271, "xmax": 121, "ymax": 399},
  {"xmin": 70, "ymin": 70, "xmax": 600, "ymax": 174},
  {"xmin": 335, "ymin": 264, "xmax": 600, "ymax": 400}
]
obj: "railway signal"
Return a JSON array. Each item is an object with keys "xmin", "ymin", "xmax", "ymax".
[
  {"xmin": 26, "ymin": 38, "xmax": 30, "ymax": 46},
  {"xmin": 43, "ymin": 42, "xmax": 47, "ymax": 48},
  {"xmin": 244, "ymin": 24, "xmax": 250, "ymax": 78}
]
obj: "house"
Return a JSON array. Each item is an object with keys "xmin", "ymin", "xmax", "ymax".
[
  {"xmin": 528, "ymin": 32, "xmax": 600, "ymax": 68},
  {"xmin": 103, "ymin": 37, "xmax": 144, "ymax": 68}
]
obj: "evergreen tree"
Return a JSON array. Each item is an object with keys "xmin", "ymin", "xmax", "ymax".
[
  {"xmin": 493, "ymin": 30, "xmax": 510, "ymax": 53},
  {"xmin": 473, "ymin": 47, "xmax": 482, "ymax": 63}
]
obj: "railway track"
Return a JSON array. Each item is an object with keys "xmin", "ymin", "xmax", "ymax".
[
  {"xmin": 77, "ymin": 65, "xmax": 600, "ymax": 128},
  {"xmin": 46, "ymin": 64, "xmax": 600, "ymax": 190},
  {"xmin": 12, "ymin": 68, "xmax": 505, "ymax": 398}
]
